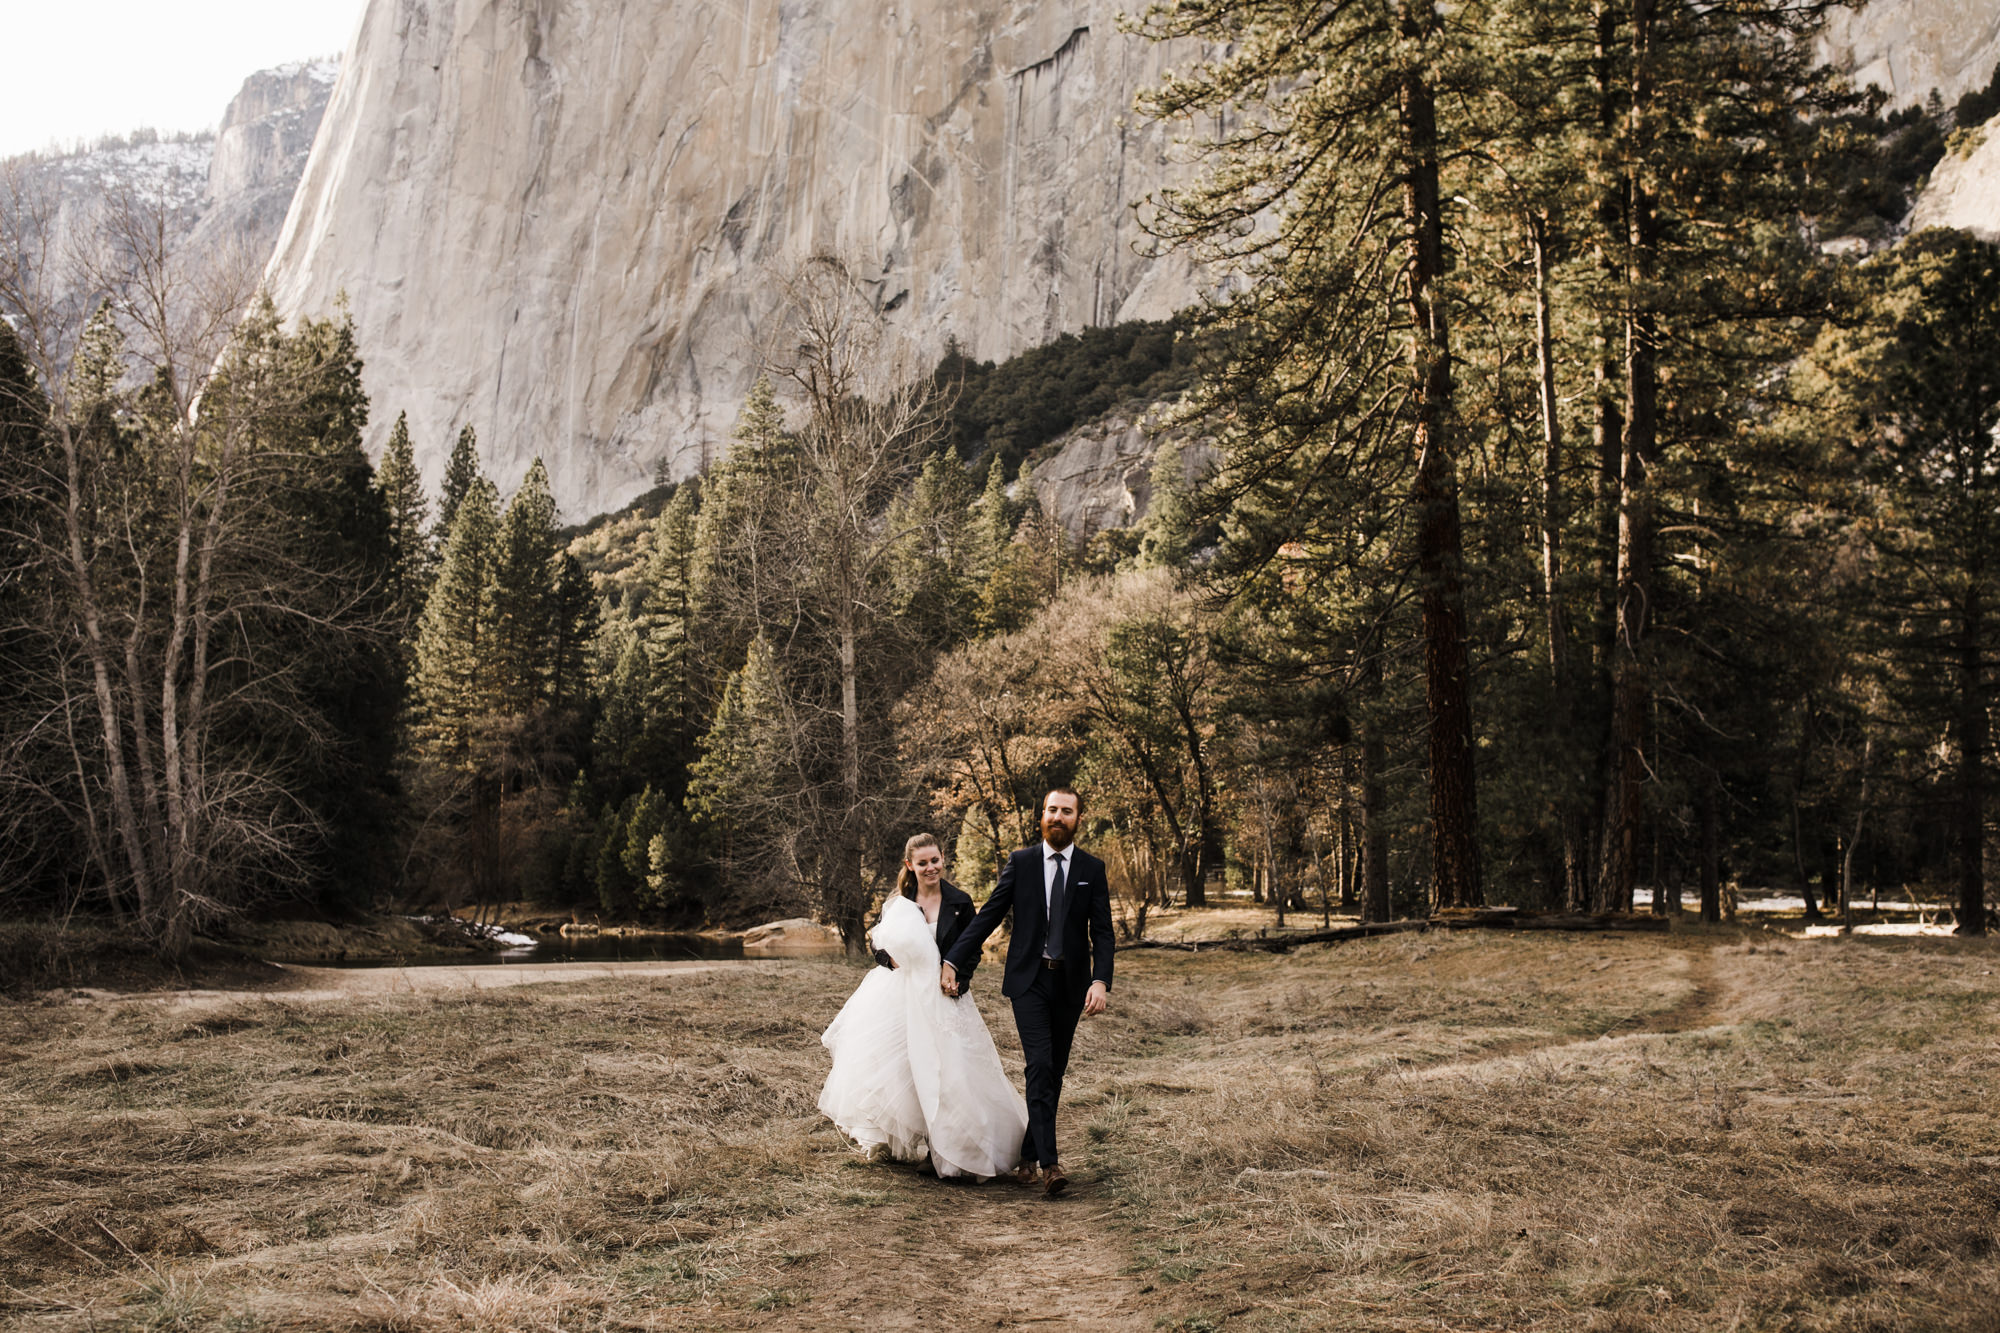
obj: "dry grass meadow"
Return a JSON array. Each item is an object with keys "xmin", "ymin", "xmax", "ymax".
[{"xmin": 3, "ymin": 926, "xmax": 1998, "ymax": 1331}]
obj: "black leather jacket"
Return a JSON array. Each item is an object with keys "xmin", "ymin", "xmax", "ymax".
[{"xmin": 874, "ymin": 882, "xmax": 976, "ymax": 992}]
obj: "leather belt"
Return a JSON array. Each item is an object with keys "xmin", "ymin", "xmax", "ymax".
[{"xmin": 1040, "ymin": 957, "xmax": 1064, "ymax": 970}]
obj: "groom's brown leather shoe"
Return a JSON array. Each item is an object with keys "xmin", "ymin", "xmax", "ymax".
[
  {"xmin": 1014, "ymin": 1162, "xmax": 1040, "ymax": 1187},
  {"xmin": 1042, "ymin": 1165, "xmax": 1069, "ymax": 1198}
]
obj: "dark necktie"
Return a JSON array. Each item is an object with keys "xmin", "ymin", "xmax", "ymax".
[{"xmin": 1047, "ymin": 852, "xmax": 1067, "ymax": 961}]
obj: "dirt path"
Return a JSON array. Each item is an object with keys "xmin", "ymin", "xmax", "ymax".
[
  {"xmin": 63, "ymin": 958, "xmax": 777, "ymax": 1006},
  {"xmin": 1591, "ymin": 939, "xmax": 1724, "ymax": 1038},
  {"xmin": 740, "ymin": 1159, "xmax": 1148, "ymax": 1331}
]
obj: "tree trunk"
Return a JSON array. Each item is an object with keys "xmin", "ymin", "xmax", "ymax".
[
  {"xmin": 1957, "ymin": 585, "xmax": 1988, "ymax": 934},
  {"xmin": 1597, "ymin": 0, "xmax": 1657, "ymax": 916},
  {"xmin": 1842, "ymin": 741, "xmax": 1872, "ymax": 935},
  {"xmin": 1180, "ymin": 843, "xmax": 1206, "ymax": 909},
  {"xmin": 1699, "ymin": 774, "xmax": 1721, "ymax": 923},
  {"xmin": 1361, "ymin": 712, "xmax": 1391, "ymax": 925},
  {"xmin": 1531, "ymin": 214, "xmax": 1593, "ymax": 914},
  {"xmin": 1789, "ymin": 798, "xmax": 1822, "ymax": 921},
  {"xmin": 59, "ymin": 425, "xmax": 155, "ymax": 921},
  {"xmin": 1398, "ymin": 6, "xmax": 1481, "ymax": 911},
  {"xmin": 840, "ymin": 618, "xmax": 860, "ymax": 803}
]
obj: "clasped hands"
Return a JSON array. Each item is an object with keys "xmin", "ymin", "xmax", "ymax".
[{"xmin": 940, "ymin": 963, "xmax": 1107, "ymax": 1016}]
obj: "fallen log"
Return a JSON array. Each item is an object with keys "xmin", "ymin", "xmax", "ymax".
[
  {"xmin": 1435, "ymin": 910, "xmax": 1670, "ymax": 933},
  {"xmin": 1120, "ymin": 920, "xmax": 1430, "ymax": 952},
  {"xmin": 1119, "ymin": 909, "xmax": 1669, "ymax": 952}
]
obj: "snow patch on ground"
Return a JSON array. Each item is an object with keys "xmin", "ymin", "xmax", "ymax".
[
  {"xmin": 52, "ymin": 139, "xmax": 213, "ymax": 210},
  {"xmin": 405, "ymin": 915, "xmax": 538, "ymax": 949},
  {"xmin": 1633, "ymin": 888, "xmax": 1948, "ymax": 914},
  {"xmin": 1796, "ymin": 922, "xmax": 1959, "ymax": 938}
]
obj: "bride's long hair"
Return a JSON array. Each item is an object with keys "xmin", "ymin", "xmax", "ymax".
[{"xmin": 896, "ymin": 832, "xmax": 942, "ymax": 898}]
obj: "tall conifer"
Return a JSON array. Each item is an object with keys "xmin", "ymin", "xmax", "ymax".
[
  {"xmin": 433, "ymin": 424, "xmax": 481, "ymax": 555},
  {"xmin": 488, "ymin": 458, "xmax": 561, "ymax": 712},
  {"xmin": 412, "ymin": 474, "xmax": 500, "ymax": 764},
  {"xmin": 373, "ymin": 411, "xmax": 431, "ymax": 644}
]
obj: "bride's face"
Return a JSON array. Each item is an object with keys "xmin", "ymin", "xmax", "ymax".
[{"xmin": 907, "ymin": 845, "xmax": 945, "ymax": 892}]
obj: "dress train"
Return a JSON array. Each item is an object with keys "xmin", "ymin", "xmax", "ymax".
[{"xmin": 818, "ymin": 894, "xmax": 1027, "ymax": 1179}]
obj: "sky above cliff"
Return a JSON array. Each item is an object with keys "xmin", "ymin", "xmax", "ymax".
[{"xmin": 2, "ymin": 1, "xmax": 365, "ymax": 158}]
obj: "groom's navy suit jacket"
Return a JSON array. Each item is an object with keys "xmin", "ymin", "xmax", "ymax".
[{"xmin": 943, "ymin": 845, "xmax": 1115, "ymax": 1006}]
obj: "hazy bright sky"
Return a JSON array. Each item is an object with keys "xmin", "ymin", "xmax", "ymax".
[{"xmin": 1, "ymin": 2, "xmax": 368, "ymax": 159}]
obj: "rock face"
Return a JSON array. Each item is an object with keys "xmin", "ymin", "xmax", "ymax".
[
  {"xmin": 1820, "ymin": 0, "xmax": 2000, "ymax": 108},
  {"xmin": 1910, "ymin": 129, "xmax": 2000, "ymax": 241},
  {"xmin": 740, "ymin": 918, "xmax": 844, "ymax": 957},
  {"xmin": 1029, "ymin": 408, "xmax": 1208, "ymax": 537},
  {"xmin": 265, "ymin": 0, "xmax": 1202, "ymax": 518},
  {"xmin": 186, "ymin": 61, "xmax": 340, "ymax": 264},
  {"xmin": 260, "ymin": 0, "xmax": 1996, "ymax": 522},
  {"xmin": 3, "ymin": 62, "xmax": 335, "ymax": 331}
]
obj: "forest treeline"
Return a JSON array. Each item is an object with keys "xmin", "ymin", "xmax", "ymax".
[{"xmin": 5, "ymin": 4, "xmax": 2000, "ymax": 953}]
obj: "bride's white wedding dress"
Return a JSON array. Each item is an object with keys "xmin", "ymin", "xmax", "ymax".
[{"xmin": 818, "ymin": 893, "xmax": 1027, "ymax": 1179}]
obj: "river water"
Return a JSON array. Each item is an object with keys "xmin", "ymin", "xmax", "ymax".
[{"xmin": 326, "ymin": 932, "xmax": 747, "ymax": 968}]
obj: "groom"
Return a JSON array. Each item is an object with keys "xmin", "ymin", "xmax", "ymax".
[{"xmin": 940, "ymin": 786, "xmax": 1114, "ymax": 1198}]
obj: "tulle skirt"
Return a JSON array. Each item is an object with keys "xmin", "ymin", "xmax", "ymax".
[{"xmin": 818, "ymin": 895, "xmax": 1027, "ymax": 1180}]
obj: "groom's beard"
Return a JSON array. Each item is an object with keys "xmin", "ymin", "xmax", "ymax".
[{"xmin": 1041, "ymin": 817, "xmax": 1076, "ymax": 849}]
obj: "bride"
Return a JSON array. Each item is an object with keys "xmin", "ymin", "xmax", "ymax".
[{"xmin": 818, "ymin": 833, "xmax": 1027, "ymax": 1179}]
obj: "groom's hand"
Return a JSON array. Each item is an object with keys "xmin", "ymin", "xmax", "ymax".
[
  {"xmin": 1083, "ymin": 981, "xmax": 1108, "ymax": 1017},
  {"xmin": 940, "ymin": 962, "xmax": 959, "ymax": 998}
]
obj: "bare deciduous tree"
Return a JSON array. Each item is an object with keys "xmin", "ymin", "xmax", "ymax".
[
  {"xmin": 689, "ymin": 257, "xmax": 954, "ymax": 949},
  {"xmin": 0, "ymin": 169, "xmax": 393, "ymax": 952}
]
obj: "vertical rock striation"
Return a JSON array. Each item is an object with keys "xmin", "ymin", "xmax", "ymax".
[{"xmin": 264, "ymin": 0, "xmax": 1204, "ymax": 517}]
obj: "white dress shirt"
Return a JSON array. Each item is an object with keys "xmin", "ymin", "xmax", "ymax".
[{"xmin": 1040, "ymin": 840, "xmax": 1070, "ymax": 960}]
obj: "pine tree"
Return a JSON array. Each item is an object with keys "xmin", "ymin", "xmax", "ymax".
[
  {"xmin": 488, "ymin": 458, "xmax": 562, "ymax": 712},
  {"xmin": 412, "ymin": 474, "xmax": 501, "ymax": 765},
  {"xmin": 592, "ymin": 630, "xmax": 651, "ymax": 787},
  {"xmin": 690, "ymin": 376, "xmax": 796, "ymax": 674},
  {"xmin": 687, "ymin": 634, "xmax": 787, "ymax": 892},
  {"xmin": 639, "ymin": 482, "xmax": 702, "ymax": 766},
  {"xmin": 885, "ymin": 450, "xmax": 977, "ymax": 644},
  {"xmin": 621, "ymin": 784, "xmax": 667, "ymax": 890},
  {"xmin": 968, "ymin": 452, "xmax": 1015, "ymax": 581},
  {"xmin": 1131, "ymin": 0, "xmax": 1487, "ymax": 909},
  {"xmin": 595, "ymin": 796, "xmax": 638, "ymax": 912},
  {"xmin": 373, "ymin": 411, "xmax": 431, "ymax": 644},
  {"xmin": 433, "ymin": 424, "xmax": 481, "ymax": 554},
  {"xmin": 1798, "ymin": 230, "xmax": 2000, "ymax": 936},
  {"xmin": 1137, "ymin": 438, "xmax": 1194, "ymax": 571},
  {"xmin": 549, "ymin": 551, "xmax": 597, "ymax": 712}
]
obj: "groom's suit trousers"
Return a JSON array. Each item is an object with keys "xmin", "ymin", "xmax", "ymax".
[{"xmin": 1013, "ymin": 963, "xmax": 1084, "ymax": 1167}]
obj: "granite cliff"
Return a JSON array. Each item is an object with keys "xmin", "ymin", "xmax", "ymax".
[
  {"xmin": 264, "ymin": 0, "xmax": 1201, "ymax": 517},
  {"xmin": 1820, "ymin": 0, "xmax": 2000, "ymax": 108},
  {"xmin": 263, "ymin": 0, "xmax": 2000, "ymax": 522},
  {"xmin": 1911, "ymin": 129, "xmax": 2000, "ymax": 242}
]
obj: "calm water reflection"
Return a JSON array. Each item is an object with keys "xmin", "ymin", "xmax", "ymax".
[{"xmin": 330, "ymin": 933, "xmax": 746, "ymax": 967}]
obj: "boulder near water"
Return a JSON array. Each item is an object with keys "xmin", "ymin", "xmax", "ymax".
[{"xmin": 741, "ymin": 918, "xmax": 846, "ymax": 957}]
